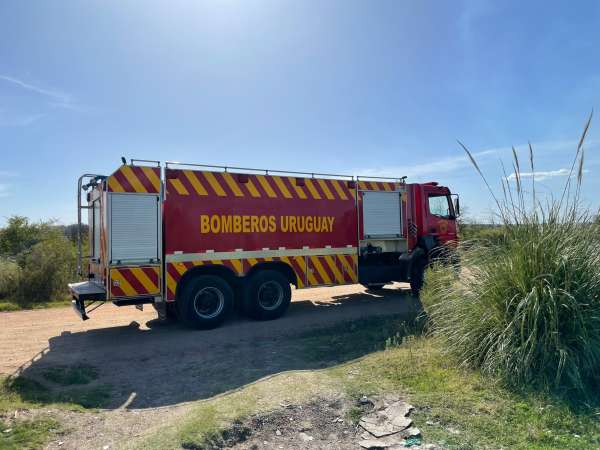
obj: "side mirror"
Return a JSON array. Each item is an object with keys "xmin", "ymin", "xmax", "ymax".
[{"xmin": 452, "ymin": 195, "xmax": 460, "ymax": 217}]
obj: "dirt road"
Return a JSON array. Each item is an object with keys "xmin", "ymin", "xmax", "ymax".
[
  {"xmin": 1, "ymin": 283, "xmax": 419, "ymax": 450},
  {"xmin": 1, "ymin": 283, "xmax": 418, "ymax": 408}
]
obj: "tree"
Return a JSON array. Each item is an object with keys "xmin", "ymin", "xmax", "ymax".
[{"xmin": 0, "ymin": 216, "xmax": 51, "ymax": 257}]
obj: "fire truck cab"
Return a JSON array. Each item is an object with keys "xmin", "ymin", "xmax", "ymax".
[{"xmin": 68, "ymin": 160, "xmax": 459, "ymax": 329}]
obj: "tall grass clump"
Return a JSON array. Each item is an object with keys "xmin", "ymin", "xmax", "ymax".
[{"xmin": 421, "ymin": 113, "xmax": 600, "ymax": 397}]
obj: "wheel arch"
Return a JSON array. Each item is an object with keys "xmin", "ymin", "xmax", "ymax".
[
  {"xmin": 246, "ymin": 261, "xmax": 298, "ymax": 288},
  {"xmin": 176, "ymin": 264, "xmax": 239, "ymax": 301}
]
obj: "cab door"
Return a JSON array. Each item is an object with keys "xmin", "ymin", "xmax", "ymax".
[{"xmin": 423, "ymin": 188, "xmax": 457, "ymax": 246}]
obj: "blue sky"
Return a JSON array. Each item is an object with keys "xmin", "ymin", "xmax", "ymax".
[{"xmin": 1, "ymin": 0, "xmax": 599, "ymax": 225}]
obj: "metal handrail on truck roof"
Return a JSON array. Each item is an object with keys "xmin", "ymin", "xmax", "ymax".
[
  {"xmin": 163, "ymin": 160, "xmax": 406, "ymax": 183},
  {"xmin": 356, "ymin": 175, "xmax": 408, "ymax": 182},
  {"xmin": 130, "ymin": 158, "xmax": 161, "ymax": 166}
]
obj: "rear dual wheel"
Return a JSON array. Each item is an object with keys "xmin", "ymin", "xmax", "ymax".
[
  {"xmin": 177, "ymin": 270, "xmax": 292, "ymax": 328},
  {"xmin": 243, "ymin": 270, "xmax": 291, "ymax": 320},
  {"xmin": 178, "ymin": 275, "xmax": 234, "ymax": 329}
]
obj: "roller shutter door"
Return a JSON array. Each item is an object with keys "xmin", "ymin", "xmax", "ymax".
[
  {"xmin": 110, "ymin": 194, "xmax": 159, "ymax": 263},
  {"xmin": 362, "ymin": 191, "xmax": 402, "ymax": 238}
]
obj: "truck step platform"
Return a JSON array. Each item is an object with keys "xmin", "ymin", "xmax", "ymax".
[
  {"xmin": 68, "ymin": 281, "xmax": 107, "ymax": 320},
  {"xmin": 68, "ymin": 281, "xmax": 107, "ymax": 301}
]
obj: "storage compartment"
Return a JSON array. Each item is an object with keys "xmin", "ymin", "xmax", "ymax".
[
  {"xmin": 109, "ymin": 266, "xmax": 161, "ymax": 298},
  {"xmin": 110, "ymin": 193, "xmax": 160, "ymax": 264},
  {"xmin": 362, "ymin": 191, "xmax": 402, "ymax": 238}
]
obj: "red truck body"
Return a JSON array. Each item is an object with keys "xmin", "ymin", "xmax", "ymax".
[{"xmin": 69, "ymin": 161, "xmax": 458, "ymax": 327}]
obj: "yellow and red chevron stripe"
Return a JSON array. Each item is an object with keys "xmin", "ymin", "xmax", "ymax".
[
  {"xmin": 244, "ymin": 256, "xmax": 310, "ymax": 288},
  {"xmin": 309, "ymin": 254, "xmax": 358, "ymax": 286},
  {"xmin": 166, "ymin": 170, "xmax": 357, "ymax": 201},
  {"xmin": 108, "ymin": 165, "xmax": 161, "ymax": 194},
  {"xmin": 110, "ymin": 266, "xmax": 161, "ymax": 298},
  {"xmin": 357, "ymin": 180, "xmax": 399, "ymax": 191},
  {"xmin": 165, "ymin": 254, "xmax": 358, "ymax": 300},
  {"xmin": 246, "ymin": 254, "xmax": 358, "ymax": 287},
  {"xmin": 165, "ymin": 259, "xmax": 245, "ymax": 300}
]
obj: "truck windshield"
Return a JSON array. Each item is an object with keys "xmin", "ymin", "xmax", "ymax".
[{"xmin": 428, "ymin": 195, "xmax": 452, "ymax": 218}]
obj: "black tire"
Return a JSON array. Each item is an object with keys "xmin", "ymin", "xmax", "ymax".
[
  {"xmin": 409, "ymin": 257, "xmax": 427, "ymax": 297},
  {"xmin": 177, "ymin": 275, "xmax": 233, "ymax": 329},
  {"xmin": 165, "ymin": 301, "xmax": 179, "ymax": 321},
  {"xmin": 243, "ymin": 270, "xmax": 291, "ymax": 320}
]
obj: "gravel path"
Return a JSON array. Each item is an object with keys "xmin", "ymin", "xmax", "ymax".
[{"xmin": 0, "ymin": 283, "xmax": 419, "ymax": 449}]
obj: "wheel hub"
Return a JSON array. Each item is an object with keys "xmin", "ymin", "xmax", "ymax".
[
  {"xmin": 193, "ymin": 287, "xmax": 225, "ymax": 319},
  {"xmin": 257, "ymin": 281, "xmax": 283, "ymax": 311}
]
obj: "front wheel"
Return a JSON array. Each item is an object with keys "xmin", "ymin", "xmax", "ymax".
[
  {"xmin": 178, "ymin": 275, "xmax": 233, "ymax": 329},
  {"xmin": 243, "ymin": 270, "xmax": 291, "ymax": 320},
  {"xmin": 409, "ymin": 257, "xmax": 427, "ymax": 297}
]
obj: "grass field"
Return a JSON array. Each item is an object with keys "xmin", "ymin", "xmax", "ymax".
[
  {"xmin": 0, "ymin": 416, "xmax": 60, "ymax": 450},
  {"xmin": 129, "ymin": 317, "xmax": 600, "ymax": 450},
  {"xmin": 0, "ymin": 298, "xmax": 71, "ymax": 312},
  {"xmin": 0, "ymin": 366, "xmax": 111, "ymax": 449},
  {"xmin": 1, "ymin": 315, "xmax": 598, "ymax": 449}
]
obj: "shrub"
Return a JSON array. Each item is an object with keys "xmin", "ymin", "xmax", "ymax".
[
  {"xmin": 0, "ymin": 216, "xmax": 50, "ymax": 257},
  {"xmin": 0, "ymin": 216, "xmax": 82, "ymax": 307},
  {"xmin": 422, "ymin": 114, "xmax": 600, "ymax": 397},
  {"xmin": 0, "ymin": 257, "xmax": 21, "ymax": 299},
  {"xmin": 14, "ymin": 234, "xmax": 76, "ymax": 306}
]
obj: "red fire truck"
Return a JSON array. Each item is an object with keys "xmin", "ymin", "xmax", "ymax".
[{"xmin": 68, "ymin": 159, "xmax": 459, "ymax": 329}]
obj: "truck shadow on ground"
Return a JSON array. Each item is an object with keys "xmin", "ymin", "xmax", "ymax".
[{"xmin": 10, "ymin": 287, "xmax": 421, "ymax": 410}]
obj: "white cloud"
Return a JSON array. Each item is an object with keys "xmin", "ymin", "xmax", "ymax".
[
  {"xmin": 0, "ymin": 74, "xmax": 82, "ymax": 112},
  {"xmin": 0, "ymin": 74, "xmax": 71, "ymax": 104},
  {"xmin": 351, "ymin": 147, "xmax": 501, "ymax": 180},
  {"xmin": 506, "ymin": 168, "xmax": 589, "ymax": 181},
  {"xmin": 350, "ymin": 139, "xmax": 597, "ymax": 181}
]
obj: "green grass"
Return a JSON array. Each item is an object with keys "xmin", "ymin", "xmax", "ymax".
[
  {"xmin": 331, "ymin": 337, "xmax": 600, "ymax": 450},
  {"xmin": 126, "ymin": 317, "xmax": 600, "ymax": 450},
  {"xmin": 0, "ymin": 416, "xmax": 60, "ymax": 450},
  {"xmin": 42, "ymin": 365, "xmax": 98, "ymax": 386},
  {"xmin": 0, "ymin": 374, "xmax": 108, "ymax": 450},
  {"xmin": 0, "ymin": 371, "xmax": 111, "ymax": 411},
  {"xmin": 0, "ymin": 301, "xmax": 20, "ymax": 312},
  {"xmin": 344, "ymin": 405, "xmax": 365, "ymax": 425},
  {"xmin": 422, "ymin": 120, "xmax": 600, "ymax": 397},
  {"xmin": 0, "ymin": 298, "xmax": 71, "ymax": 312},
  {"xmin": 459, "ymin": 223, "xmax": 506, "ymax": 244}
]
